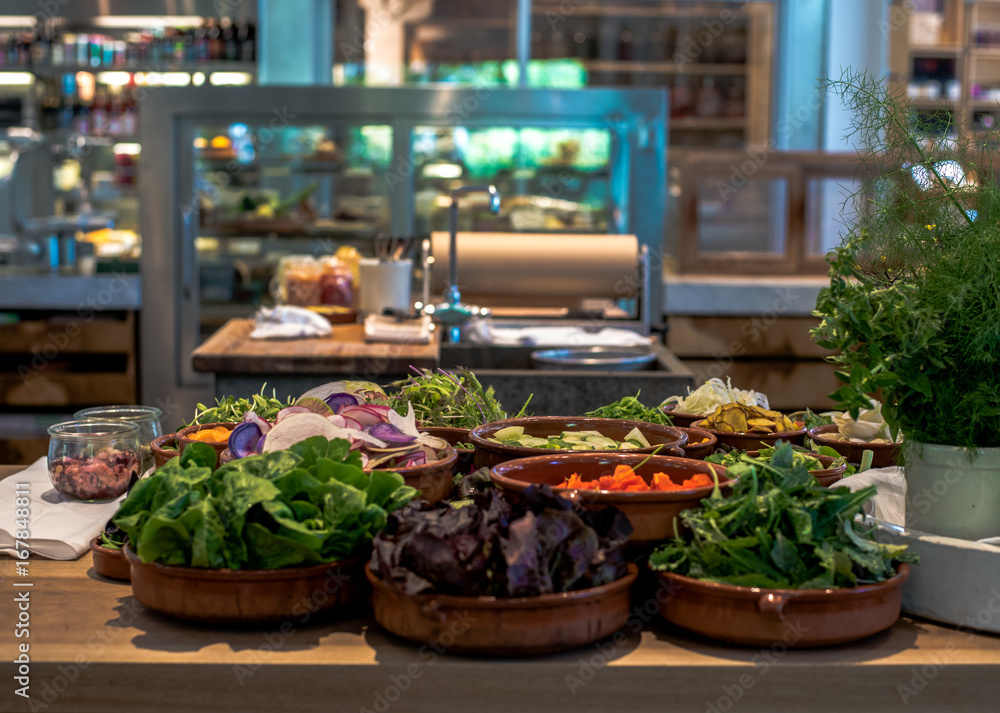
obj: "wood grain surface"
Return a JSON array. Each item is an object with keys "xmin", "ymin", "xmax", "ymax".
[{"xmin": 191, "ymin": 319, "xmax": 438, "ymax": 375}]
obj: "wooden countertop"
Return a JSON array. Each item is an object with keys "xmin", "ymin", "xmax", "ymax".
[
  {"xmin": 4, "ymin": 468, "xmax": 999, "ymax": 713},
  {"xmin": 191, "ymin": 319, "xmax": 438, "ymax": 375}
]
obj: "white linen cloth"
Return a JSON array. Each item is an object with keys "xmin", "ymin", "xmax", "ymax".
[
  {"xmin": 0, "ymin": 457, "xmax": 127, "ymax": 560},
  {"xmin": 473, "ymin": 325, "xmax": 652, "ymax": 347},
  {"xmin": 249, "ymin": 305, "xmax": 332, "ymax": 340},
  {"xmin": 363, "ymin": 314, "xmax": 432, "ymax": 344}
]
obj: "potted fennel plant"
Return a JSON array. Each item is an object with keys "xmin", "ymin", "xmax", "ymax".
[{"xmin": 812, "ymin": 70, "xmax": 1000, "ymax": 541}]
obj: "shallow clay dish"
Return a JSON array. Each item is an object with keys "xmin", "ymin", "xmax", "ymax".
[
  {"xmin": 490, "ymin": 453, "xmax": 730, "ymax": 545},
  {"xmin": 366, "ymin": 563, "xmax": 638, "ymax": 656},
  {"xmin": 150, "ymin": 434, "xmax": 179, "ymax": 469},
  {"xmin": 124, "ymin": 546, "xmax": 364, "ymax": 624},
  {"xmin": 744, "ymin": 450, "xmax": 848, "ymax": 488},
  {"xmin": 652, "ymin": 564, "xmax": 910, "ymax": 647},
  {"xmin": 378, "ymin": 445, "xmax": 457, "ymax": 503},
  {"xmin": 674, "ymin": 426, "xmax": 717, "ymax": 460},
  {"xmin": 807, "ymin": 424, "xmax": 901, "ymax": 469},
  {"xmin": 175, "ymin": 422, "xmax": 236, "ymax": 469},
  {"xmin": 660, "ymin": 405, "xmax": 705, "ymax": 428},
  {"xmin": 470, "ymin": 417, "xmax": 688, "ymax": 470},
  {"xmin": 692, "ymin": 419, "xmax": 805, "ymax": 450},
  {"xmin": 90, "ymin": 536, "xmax": 130, "ymax": 581},
  {"xmin": 420, "ymin": 426, "xmax": 475, "ymax": 474}
]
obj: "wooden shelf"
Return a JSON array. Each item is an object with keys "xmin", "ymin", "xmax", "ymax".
[{"xmin": 583, "ymin": 60, "xmax": 746, "ymax": 75}]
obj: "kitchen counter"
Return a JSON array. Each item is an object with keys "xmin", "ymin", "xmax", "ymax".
[
  {"xmin": 3, "ymin": 542, "xmax": 999, "ymax": 712},
  {"xmin": 663, "ymin": 274, "xmax": 827, "ymax": 317}
]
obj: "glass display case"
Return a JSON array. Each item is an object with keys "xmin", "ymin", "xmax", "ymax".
[{"xmin": 140, "ymin": 85, "xmax": 666, "ymax": 417}]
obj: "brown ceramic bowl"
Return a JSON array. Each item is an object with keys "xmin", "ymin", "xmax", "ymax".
[
  {"xmin": 90, "ymin": 536, "xmax": 130, "ymax": 581},
  {"xmin": 490, "ymin": 453, "xmax": 731, "ymax": 545},
  {"xmin": 660, "ymin": 404, "xmax": 706, "ymax": 428},
  {"xmin": 175, "ymin": 422, "xmax": 237, "ymax": 469},
  {"xmin": 377, "ymin": 445, "xmax": 457, "ymax": 503},
  {"xmin": 674, "ymin": 426, "xmax": 717, "ymax": 460},
  {"xmin": 745, "ymin": 450, "xmax": 848, "ymax": 487},
  {"xmin": 692, "ymin": 419, "xmax": 806, "ymax": 450},
  {"xmin": 123, "ymin": 546, "xmax": 364, "ymax": 624},
  {"xmin": 807, "ymin": 425, "xmax": 901, "ymax": 469},
  {"xmin": 653, "ymin": 563, "xmax": 910, "ymax": 647},
  {"xmin": 366, "ymin": 562, "xmax": 639, "ymax": 656},
  {"xmin": 470, "ymin": 417, "xmax": 688, "ymax": 470},
  {"xmin": 420, "ymin": 426, "xmax": 475, "ymax": 474},
  {"xmin": 150, "ymin": 433, "xmax": 179, "ymax": 469}
]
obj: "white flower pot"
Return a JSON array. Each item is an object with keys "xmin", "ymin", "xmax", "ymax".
[{"xmin": 905, "ymin": 443, "xmax": 1000, "ymax": 541}]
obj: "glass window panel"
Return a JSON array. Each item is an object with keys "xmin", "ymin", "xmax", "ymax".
[
  {"xmin": 696, "ymin": 177, "xmax": 787, "ymax": 254},
  {"xmin": 805, "ymin": 177, "xmax": 859, "ymax": 257},
  {"xmin": 412, "ymin": 125, "xmax": 612, "ymax": 233}
]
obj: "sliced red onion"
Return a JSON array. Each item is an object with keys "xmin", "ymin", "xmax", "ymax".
[
  {"xmin": 341, "ymin": 416, "xmax": 362, "ymax": 430},
  {"xmin": 327, "ymin": 414, "xmax": 348, "ymax": 428},
  {"xmin": 369, "ymin": 422, "xmax": 417, "ymax": 446},
  {"xmin": 230, "ymin": 421, "xmax": 263, "ymax": 458},
  {"xmin": 339, "ymin": 404, "xmax": 390, "ymax": 427},
  {"xmin": 243, "ymin": 410, "xmax": 271, "ymax": 435},
  {"xmin": 325, "ymin": 392, "xmax": 359, "ymax": 413},
  {"xmin": 277, "ymin": 406, "xmax": 311, "ymax": 421},
  {"xmin": 359, "ymin": 451, "xmax": 369, "ymax": 468},
  {"xmin": 397, "ymin": 451, "xmax": 427, "ymax": 468}
]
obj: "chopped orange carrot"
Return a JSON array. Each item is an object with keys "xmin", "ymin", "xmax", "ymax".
[
  {"xmin": 188, "ymin": 427, "xmax": 230, "ymax": 444},
  {"xmin": 557, "ymin": 464, "xmax": 715, "ymax": 493}
]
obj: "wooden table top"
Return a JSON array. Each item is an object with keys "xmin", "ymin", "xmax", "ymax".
[
  {"xmin": 3, "ymin": 468, "xmax": 1000, "ymax": 712},
  {"xmin": 191, "ymin": 319, "xmax": 438, "ymax": 375}
]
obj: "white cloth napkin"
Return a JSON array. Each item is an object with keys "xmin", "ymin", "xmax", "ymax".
[
  {"xmin": 249, "ymin": 305, "xmax": 332, "ymax": 340},
  {"xmin": 836, "ymin": 466, "xmax": 906, "ymax": 524},
  {"xmin": 477, "ymin": 325, "xmax": 652, "ymax": 347},
  {"xmin": 363, "ymin": 314, "xmax": 431, "ymax": 344},
  {"xmin": 0, "ymin": 457, "xmax": 127, "ymax": 560}
]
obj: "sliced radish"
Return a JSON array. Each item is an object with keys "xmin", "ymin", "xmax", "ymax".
[
  {"xmin": 263, "ymin": 413, "xmax": 347, "ymax": 452},
  {"xmin": 230, "ymin": 421, "xmax": 263, "ymax": 458},
  {"xmin": 243, "ymin": 410, "xmax": 271, "ymax": 435},
  {"xmin": 277, "ymin": 406, "xmax": 311, "ymax": 421},
  {"xmin": 325, "ymin": 392, "xmax": 359, "ymax": 413},
  {"xmin": 369, "ymin": 423, "xmax": 417, "ymax": 446}
]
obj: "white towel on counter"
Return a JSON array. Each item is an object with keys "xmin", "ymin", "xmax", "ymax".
[
  {"xmin": 836, "ymin": 466, "xmax": 906, "ymax": 525},
  {"xmin": 0, "ymin": 457, "xmax": 127, "ymax": 560},
  {"xmin": 363, "ymin": 314, "xmax": 432, "ymax": 344},
  {"xmin": 475, "ymin": 325, "xmax": 652, "ymax": 347},
  {"xmin": 249, "ymin": 305, "xmax": 332, "ymax": 340}
]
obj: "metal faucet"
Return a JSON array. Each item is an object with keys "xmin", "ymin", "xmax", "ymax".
[{"xmin": 429, "ymin": 184, "xmax": 501, "ymax": 342}]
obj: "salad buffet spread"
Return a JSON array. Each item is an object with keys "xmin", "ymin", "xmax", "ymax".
[{"xmin": 66, "ymin": 371, "xmax": 917, "ymax": 657}]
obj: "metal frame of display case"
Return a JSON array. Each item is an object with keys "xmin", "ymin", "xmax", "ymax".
[{"xmin": 139, "ymin": 85, "xmax": 667, "ymax": 416}]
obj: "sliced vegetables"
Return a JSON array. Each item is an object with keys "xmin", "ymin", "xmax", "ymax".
[
  {"xmin": 489, "ymin": 428, "xmax": 652, "ymax": 451},
  {"xmin": 186, "ymin": 427, "xmax": 231, "ymax": 444},
  {"xmin": 707, "ymin": 445, "xmax": 853, "ymax": 475},
  {"xmin": 558, "ymin": 465, "xmax": 714, "ymax": 493},
  {"xmin": 699, "ymin": 402, "xmax": 797, "ymax": 434},
  {"xmin": 661, "ymin": 377, "xmax": 769, "ymax": 416}
]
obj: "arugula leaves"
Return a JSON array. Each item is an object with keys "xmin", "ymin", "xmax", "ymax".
[
  {"xmin": 114, "ymin": 438, "xmax": 418, "ymax": 569},
  {"xmin": 650, "ymin": 443, "xmax": 916, "ymax": 589}
]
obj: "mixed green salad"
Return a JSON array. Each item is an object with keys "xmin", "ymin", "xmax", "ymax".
[
  {"xmin": 112, "ymin": 439, "xmax": 417, "ymax": 569},
  {"xmin": 650, "ymin": 443, "xmax": 916, "ymax": 589},
  {"xmin": 706, "ymin": 444, "xmax": 854, "ymax": 475}
]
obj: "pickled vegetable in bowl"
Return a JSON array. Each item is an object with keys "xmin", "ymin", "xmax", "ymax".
[
  {"xmin": 700, "ymin": 402, "xmax": 798, "ymax": 434},
  {"xmin": 559, "ymin": 464, "xmax": 714, "ymax": 493},
  {"xmin": 185, "ymin": 426, "xmax": 232, "ymax": 444}
]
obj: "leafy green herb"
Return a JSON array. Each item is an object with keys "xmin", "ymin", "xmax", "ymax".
[
  {"xmin": 650, "ymin": 443, "xmax": 915, "ymax": 589},
  {"xmin": 388, "ymin": 367, "xmax": 532, "ymax": 429},
  {"xmin": 113, "ymin": 439, "xmax": 417, "ymax": 569},
  {"xmin": 812, "ymin": 69, "xmax": 1000, "ymax": 450},
  {"xmin": 585, "ymin": 391, "xmax": 673, "ymax": 425},
  {"xmin": 706, "ymin": 445, "xmax": 854, "ymax": 476},
  {"xmin": 185, "ymin": 384, "xmax": 295, "ymax": 428}
]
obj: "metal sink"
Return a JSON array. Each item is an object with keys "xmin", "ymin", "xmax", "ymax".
[{"xmin": 438, "ymin": 342, "xmax": 694, "ymax": 416}]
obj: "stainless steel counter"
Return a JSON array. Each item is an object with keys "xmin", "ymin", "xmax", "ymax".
[{"xmin": 0, "ymin": 274, "xmax": 141, "ymax": 310}]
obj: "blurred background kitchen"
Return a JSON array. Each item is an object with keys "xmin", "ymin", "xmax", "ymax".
[{"xmin": 0, "ymin": 0, "xmax": 960, "ymax": 462}]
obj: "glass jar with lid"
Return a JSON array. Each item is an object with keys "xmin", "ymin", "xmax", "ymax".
[
  {"xmin": 275, "ymin": 255, "xmax": 322, "ymax": 306},
  {"xmin": 74, "ymin": 405, "xmax": 163, "ymax": 473},
  {"xmin": 48, "ymin": 421, "xmax": 141, "ymax": 502},
  {"xmin": 319, "ymin": 256, "xmax": 354, "ymax": 307}
]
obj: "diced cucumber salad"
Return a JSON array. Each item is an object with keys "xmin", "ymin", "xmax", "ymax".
[{"xmin": 488, "ymin": 426, "xmax": 652, "ymax": 451}]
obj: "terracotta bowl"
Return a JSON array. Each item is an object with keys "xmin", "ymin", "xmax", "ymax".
[
  {"xmin": 470, "ymin": 417, "xmax": 688, "ymax": 470},
  {"xmin": 744, "ymin": 450, "xmax": 848, "ymax": 488},
  {"xmin": 674, "ymin": 426, "xmax": 717, "ymax": 460},
  {"xmin": 366, "ymin": 562, "xmax": 639, "ymax": 656},
  {"xmin": 490, "ymin": 453, "xmax": 731, "ymax": 545},
  {"xmin": 90, "ymin": 536, "xmax": 130, "ymax": 581},
  {"xmin": 377, "ymin": 445, "xmax": 457, "ymax": 503},
  {"xmin": 692, "ymin": 419, "xmax": 805, "ymax": 450},
  {"xmin": 660, "ymin": 404, "xmax": 706, "ymax": 428},
  {"xmin": 652, "ymin": 563, "xmax": 910, "ymax": 647},
  {"xmin": 420, "ymin": 426, "xmax": 475, "ymax": 475},
  {"xmin": 807, "ymin": 425, "xmax": 902, "ymax": 469},
  {"xmin": 175, "ymin": 422, "xmax": 237, "ymax": 469},
  {"xmin": 150, "ymin": 434, "xmax": 179, "ymax": 469},
  {"xmin": 123, "ymin": 546, "xmax": 364, "ymax": 624}
]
